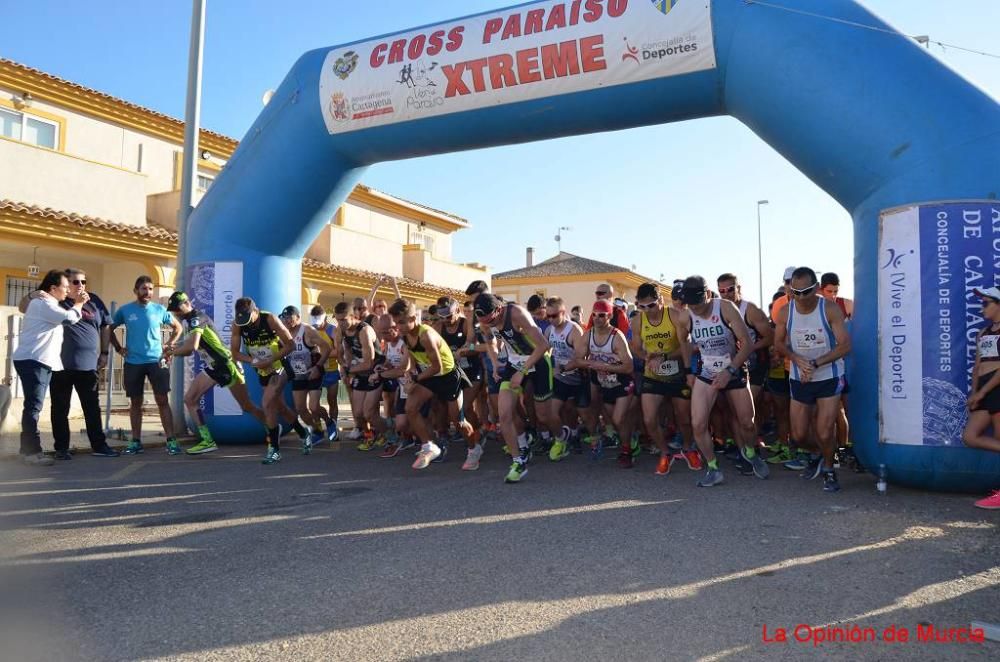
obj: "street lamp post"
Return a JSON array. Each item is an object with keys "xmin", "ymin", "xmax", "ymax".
[
  {"xmin": 757, "ymin": 200, "xmax": 769, "ymax": 305},
  {"xmin": 554, "ymin": 226, "xmax": 572, "ymax": 252},
  {"xmin": 172, "ymin": 0, "xmax": 207, "ymax": 431}
]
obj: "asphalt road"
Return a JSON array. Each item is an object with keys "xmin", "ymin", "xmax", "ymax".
[{"xmin": 1, "ymin": 440, "xmax": 997, "ymax": 661}]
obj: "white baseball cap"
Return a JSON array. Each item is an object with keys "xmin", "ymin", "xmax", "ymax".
[
  {"xmin": 974, "ymin": 286, "xmax": 1000, "ymax": 301},
  {"xmin": 782, "ymin": 266, "xmax": 797, "ymax": 281}
]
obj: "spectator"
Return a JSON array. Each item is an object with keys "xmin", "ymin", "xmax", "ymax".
[
  {"xmin": 26, "ymin": 269, "xmax": 120, "ymax": 458},
  {"xmin": 110, "ymin": 276, "xmax": 184, "ymax": 455},
  {"xmin": 12, "ymin": 269, "xmax": 87, "ymax": 466}
]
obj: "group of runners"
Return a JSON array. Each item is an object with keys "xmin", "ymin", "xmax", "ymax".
[{"xmin": 161, "ymin": 266, "xmax": 860, "ymax": 493}]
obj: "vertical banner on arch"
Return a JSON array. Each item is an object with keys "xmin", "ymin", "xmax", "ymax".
[
  {"xmin": 878, "ymin": 202, "xmax": 1000, "ymax": 446},
  {"xmin": 185, "ymin": 261, "xmax": 243, "ymax": 417}
]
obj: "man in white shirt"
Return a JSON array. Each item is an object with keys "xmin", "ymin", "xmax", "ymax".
[{"xmin": 13, "ymin": 269, "xmax": 87, "ymax": 465}]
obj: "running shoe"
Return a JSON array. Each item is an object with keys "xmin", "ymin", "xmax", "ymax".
[
  {"xmin": 823, "ymin": 470, "xmax": 841, "ymax": 492},
  {"xmin": 589, "ymin": 436, "xmax": 604, "ymax": 462},
  {"xmin": 741, "ymin": 447, "xmax": 770, "ymax": 479},
  {"xmin": 766, "ymin": 445, "xmax": 793, "ymax": 464},
  {"xmin": 412, "ymin": 442, "xmax": 441, "ymax": 469},
  {"xmin": 802, "ymin": 456, "xmax": 824, "ymax": 480},
  {"xmin": 783, "ymin": 453, "xmax": 809, "ymax": 471},
  {"xmin": 654, "ymin": 455, "xmax": 671, "ymax": 476},
  {"xmin": 431, "ymin": 442, "xmax": 448, "ymax": 463},
  {"xmin": 974, "ymin": 490, "xmax": 1000, "ymax": 509},
  {"xmin": 327, "ymin": 425, "xmax": 339, "ymax": 442},
  {"xmin": 91, "ymin": 445, "xmax": 121, "ymax": 458},
  {"xmin": 617, "ymin": 451, "xmax": 634, "ymax": 469},
  {"xmin": 683, "ymin": 450, "xmax": 703, "ymax": 471},
  {"xmin": 356, "ymin": 437, "xmax": 377, "ymax": 452},
  {"xmin": 379, "ymin": 443, "xmax": 401, "ymax": 458},
  {"xmin": 186, "ymin": 438, "xmax": 218, "ymax": 455},
  {"xmin": 697, "ymin": 468, "xmax": 724, "ymax": 487},
  {"xmin": 262, "ymin": 446, "xmax": 281, "ymax": 465},
  {"xmin": 399, "ymin": 437, "xmax": 417, "ymax": 452},
  {"xmin": 734, "ymin": 457, "xmax": 755, "ymax": 476},
  {"xmin": 505, "ymin": 459, "xmax": 528, "ymax": 483},
  {"xmin": 372, "ymin": 435, "xmax": 387, "ymax": 450},
  {"xmin": 347, "ymin": 428, "xmax": 363, "ymax": 441},
  {"xmin": 166, "ymin": 439, "xmax": 183, "ymax": 455},
  {"xmin": 667, "ymin": 432, "xmax": 683, "ymax": 452},
  {"xmin": 302, "ymin": 433, "xmax": 319, "ymax": 455},
  {"xmin": 723, "ymin": 442, "xmax": 740, "ymax": 461},
  {"xmin": 549, "ymin": 439, "xmax": 569, "ymax": 462},
  {"xmin": 54, "ymin": 450, "xmax": 72, "ymax": 461},
  {"xmin": 123, "ymin": 439, "xmax": 143, "ymax": 455},
  {"xmin": 462, "ymin": 444, "xmax": 484, "ymax": 471}
]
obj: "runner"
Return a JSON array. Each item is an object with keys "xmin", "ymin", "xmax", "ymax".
[
  {"xmin": 163, "ymin": 292, "xmax": 266, "ymax": 454},
  {"xmin": 962, "ymin": 286, "xmax": 1000, "ymax": 509},
  {"xmin": 717, "ymin": 273, "xmax": 774, "ymax": 443},
  {"xmin": 819, "ymin": 271, "xmax": 853, "ymax": 465},
  {"xmin": 630, "ymin": 282, "xmax": 699, "ymax": 476},
  {"xmin": 572, "ymin": 299, "xmax": 635, "ymax": 467},
  {"xmin": 675, "ymin": 276, "xmax": 768, "ymax": 487},
  {"xmin": 229, "ymin": 297, "xmax": 296, "ymax": 464},
  {"xmin": 473, "ymin": 292, "xmax": 559, "ymax": 483},
  {"xmin": 773, "ymin": 267, "xmax": 852, "ymax": 493},
  {"xmin": 385, "ymin": 299, "xmax": 480, "ymax": 470},
  {"xmin": 310, "ymin": 304, "xmax": 340, "ymax": 441},
  {"xmin": 544, "ymin": 297, "xmax": 588, "ymax": 460},
  {"xmin": 334, "ymin": 301, "xmax": 388, "ymax": 450},
  {"xmin": 436, "ymin": 296, "xmax": 483, "ymax": 435},
  {"xmin": 279, "ymin": 305, "xmax": 331, "ymax": 454},
  {"xmin": 373, "ymin": 314, "xmax": 412, "ymax": 458}
]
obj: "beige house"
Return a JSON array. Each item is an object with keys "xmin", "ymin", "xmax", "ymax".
[
  {"xmin": 492, "ymin": 250, "xmax": 666, "ymax": 312},
  {"xmin": 0, "ymin": 58, "xmax": 489, "ymax": 314}
]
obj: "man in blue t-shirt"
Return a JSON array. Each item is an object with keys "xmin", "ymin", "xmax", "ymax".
[{"xmin": 110, "ymin": 275, "xmax": 183, "ymax": 455}]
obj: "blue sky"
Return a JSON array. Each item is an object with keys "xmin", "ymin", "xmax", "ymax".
[{"xmin": 3, "ymin": 0, "xmax": 998, "ymax": 300}]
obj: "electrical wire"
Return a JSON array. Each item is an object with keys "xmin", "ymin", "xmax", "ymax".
[{"xmin": 742, "ymin": 0, "xmax": 1000, "ymax": 60}]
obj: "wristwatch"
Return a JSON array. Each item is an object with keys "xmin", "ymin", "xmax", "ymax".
[
  {"xmin": 726, "ymin": 366, "xmax": 739, "ymax": 377},
  {"xmin": 809, "ymin": 359, "xmax": 819, "ymax": 369}
]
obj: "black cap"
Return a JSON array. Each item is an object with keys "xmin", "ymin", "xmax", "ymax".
[
  {"xmin": 234, "ymin": 297, "xmax": 256, "ymax": 326},
  {"xmin": 681, "ymin": 276, "xmax": 708, "ymax": 305},
  {"xmin": 465, "ymin": 280, "xmax": 489, "ymax": 297},
  {"xmin": 671, "ymin": 279, "xmax": 685, "ymax": 301},
  {"xmin": 280, "ymin": 305, "xmax": 300, "ymax": 319},
  {"xmin": 166, "ymin": 291, "xmax": 189, "ymax": 312},
  {"xmin": 473, "ymin": 293, "xmax": 502, "ymax": 319}
]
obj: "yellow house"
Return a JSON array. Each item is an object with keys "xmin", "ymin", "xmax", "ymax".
[
  {"xmin": 492, "ymin": 251, "xmax": 665, "ymax": 312},
  {"xmin": 0, "ymin": 58, "xmax": 489, "ymax": 312}
]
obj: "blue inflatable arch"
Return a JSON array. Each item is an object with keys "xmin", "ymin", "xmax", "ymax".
[{"xmin": 186, "ymin": 0, "xmax": 1000, "ymax": 492}]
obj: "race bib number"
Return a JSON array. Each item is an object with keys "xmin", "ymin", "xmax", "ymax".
[
  {"xmin": 655, "ymin": 359, "xmax": 680, "ymax": 377},
  {"xmin": 290, "ymin": 356, "xmax": 310, "ymax": 376},
  {"xmin": 399, "ymin": 374, "xmax": 411, "ymax": 400},
  {"xmin": 703, "ymin": 354, "xmax": 731, "ymax": 377},
  {"xmin": 980, "ymin": 335, "xmax": 999, "ymax": 359},
  {"xmin": 249, "ymin": 346, "xmax": 273, "ymax": 362},
  {"xmin": 792, "ymin": 328, "xmax": 828, "ymax": 352},
  {"xmin": 597, "ymin": 371, "xmax": 620, "ymax": 389}
]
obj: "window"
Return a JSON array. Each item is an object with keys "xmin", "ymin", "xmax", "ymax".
[
  {"xmin": 0, "ymin": 107, "xmax": 58, "ymax": 149},
  {"xmin": 6, "ymin": 276, "xmax": 36, "ymax": 306},
  {"xmin": 197, "ymin": 174, "xmax": 214, "ymax": 192},
  {"xmin": 409, "ymin": 229, "xmax": 435, "ymax": 254}
]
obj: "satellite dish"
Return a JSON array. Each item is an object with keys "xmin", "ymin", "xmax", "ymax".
[{"xmin": 262, "ymin": 89, "xmax": 275, "ymax": 106}]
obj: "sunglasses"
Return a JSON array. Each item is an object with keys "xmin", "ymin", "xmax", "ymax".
[
  {"xmin": 595, "ymin": 290, "xmax": 609, "ymax": 297},
  {"xmin": 71, "ymin": 279, "xmax": 87, "ymax": 285},
  {"xmin": 594, "ymin": 312, "xmax": 610, "ymax": 319},
  {"xmin": 636, "ymin": 301, "xmax": 658, "ymax": 310},
  {"xmin": 718, "ymin": 285, "xmax": 736, "ymax": 294},
  {"xmin": 791, "ymin": 283, "xmax": 818, "ymax": 296},
  {"xmin": 546, "ymin": 313, "xmax": 561, "ymax": 319}
]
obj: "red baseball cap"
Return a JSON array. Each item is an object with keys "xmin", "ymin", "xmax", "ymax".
[{"xmin": 592, "ymin": 300, "xmax": 613, "ymax": 314}]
